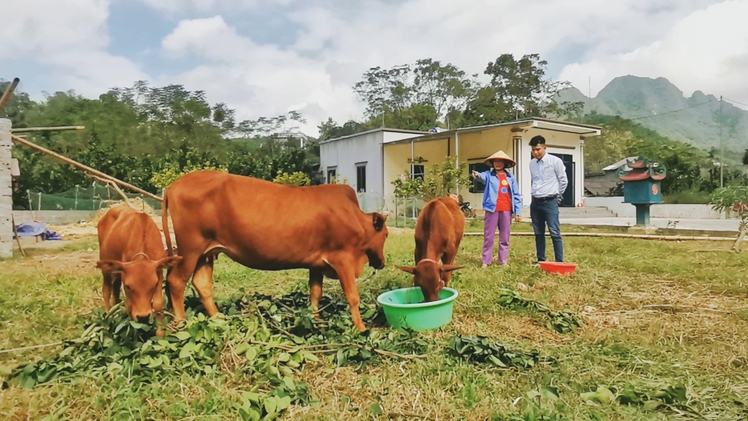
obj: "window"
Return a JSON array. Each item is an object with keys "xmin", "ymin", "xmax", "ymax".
[
  {"xmin": 411, "ymin": 164, "xmax": 425, "ymax": 180},
  {"xmin": 356, "ymin": 163, "xmax": 367, "ymax": 192},
  {"xmin": 326, "ymin": 167, "xmax": 337, "ymax": 184},
  {"xmin": 468, "ymin": 163, "xmax": 490, "ymax": 193}
]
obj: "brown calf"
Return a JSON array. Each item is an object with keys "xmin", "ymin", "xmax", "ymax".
[
  {"xmin": 96, "ymin": 206, "xmax": 182, "ymax": 336},
  {"xmin": 397, "ymin": 196, "xmax": 465, "ymax": 302}
]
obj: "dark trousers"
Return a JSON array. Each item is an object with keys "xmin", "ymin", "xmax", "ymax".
[{"xmin": 530, "ymin": 198, "xmax": 564, "ymax": 262}]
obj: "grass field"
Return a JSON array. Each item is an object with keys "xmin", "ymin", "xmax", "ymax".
[{"xmin": 1, "ymin": 223, "xmax": 748, "ymax": 420}]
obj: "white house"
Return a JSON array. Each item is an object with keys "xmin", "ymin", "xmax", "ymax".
[
  {"xmin": 318, "ymin": 128, "xmax": 427, "ymax": 211},
  {"xmin": 319, "ymin": 118, "xmax": 602, "ymax": 214}
]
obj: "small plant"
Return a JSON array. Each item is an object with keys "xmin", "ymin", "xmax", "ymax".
[
  {"xmin": 710, "ymin": 185, "xmax": 748, "ymax": 251},
  {"xmin": 150, "ymin": 164, "xmax": 228, "ymax": 189},
  {"xmin": 272, "ymin": 171, "xmax": 311, "ymax": 186}
]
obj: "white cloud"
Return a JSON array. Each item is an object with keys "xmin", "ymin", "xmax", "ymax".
[
  {"xmin": 560, "ymin": 0, "xmax": 748, "ymax": 104},
  {"xmin": 8, "ymin": 0, "xmax": 742, "ymax": 136},
  {"xmin": 2, "ymin": 0, "xmax": 147, "ymax": 97},
  {"xmin": 158, "ymin": 0, "xmax": 729, "ymax": 136},
  {"xmin": 136, "ymin": 0, "xmax": 297, "ymax": 15}
]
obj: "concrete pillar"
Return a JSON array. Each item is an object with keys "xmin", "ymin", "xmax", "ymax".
[{"xmin": 0, "ymin": 119, "xmax": 12, "ymax": 257}]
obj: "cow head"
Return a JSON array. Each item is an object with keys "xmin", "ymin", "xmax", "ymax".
[
  {"xmin": 396, "ymin": 259, "xmax": 463, "ymax": 302},
  {"xmin": 365, "ymin": 212, "xmax": 388, "ymax": 270},
  {"xmin": 96, "ymin": 256, "xmax": 183, "ymax": 322}
]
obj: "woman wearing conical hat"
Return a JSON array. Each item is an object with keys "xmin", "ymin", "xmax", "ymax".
[{"xmin": 470, "ymin": 150, "xmax": 522, "ymax": 268}]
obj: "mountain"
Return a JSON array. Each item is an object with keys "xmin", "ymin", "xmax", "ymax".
[{"xmin": 556, "ymin": 76, "xmax": 748, "ymax": 157}]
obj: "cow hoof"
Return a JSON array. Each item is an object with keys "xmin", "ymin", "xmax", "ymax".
[{"xmin": 155, "ymin": 327, "xmax": 165, "ymax": 338}]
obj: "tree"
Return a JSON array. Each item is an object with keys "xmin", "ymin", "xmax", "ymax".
[
  {"xmin": 742, "ymin": 149, "xmax": 748, "ymax": 165},
  {"xmin": 353, "ymin": 59, "xmax": 477, "ymax": 129},
  {"xmin": 462, "ymin": 53, "xmax": 569, "ymax": 126},
  {"xmin": 710, "ymin": 186, "xmax": 748, "ymax": 251},
  {"xmin": 583, "ymin": 126, "xmax": 635, "ymax": 174}
]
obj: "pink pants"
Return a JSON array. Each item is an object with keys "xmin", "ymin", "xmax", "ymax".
[{"xmin": 482, "ymin": 210, "xmax": 511, "ymax": 265}]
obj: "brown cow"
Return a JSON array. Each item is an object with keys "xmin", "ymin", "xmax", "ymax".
[
  {"xmin": 161, "ymin": 171, "xmax": 389, "ymax": 332},
  {"xmin": 96, "ymin": 206, "xmax": 183, "ymax": 336},
  {"xmin": 396, "ymin": 195, "xmax": 465, "ymax": 302}
]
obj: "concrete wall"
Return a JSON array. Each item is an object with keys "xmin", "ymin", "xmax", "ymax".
[
  {"xmin": 584, "ymin": 196, "xmax": 725, "ymax": 219},
  {"xmin": 0, "ymin": 119, "xmax": 12, "ymax": 257}
]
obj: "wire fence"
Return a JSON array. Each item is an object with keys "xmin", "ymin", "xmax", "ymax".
[
  {"xmin": 24, "ymin": 182, "xmax": 162, "ymax": 211},
  {"xmin": 356, "ymin": 192, "xmax": 477, "ymax": 228}
]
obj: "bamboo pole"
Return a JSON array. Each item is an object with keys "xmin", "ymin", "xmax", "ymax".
[
  {"xmin": 0, "ymin": 77, "xmax": 20, "ymax": 113},
  {"xmin": 10, "ymin": 134, "xmax": 163, "ymax": 202},
  {"xmin": 11, "ymin": 126, "xmax": 85, "ymax": 133},
  {"xmin": 462, "ymin": 231, "xmax": 736, "ymax": 242}
]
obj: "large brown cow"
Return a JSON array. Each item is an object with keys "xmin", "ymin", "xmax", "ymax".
[
  {"xmin": 396, "ymin": 195, "xmax": 465, "ymax": 302},
  {"xmin": 96, "ymin": 206, "xmax": 183, "ymax": 336},
  {"xmin": 161, "ymin": 171, "xmax": 389, "ymax": 332}
]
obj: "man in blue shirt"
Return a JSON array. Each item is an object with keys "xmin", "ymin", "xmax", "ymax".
[{"xmin": 529, "ymin": 135, "xmax": 568, "ymax": 263}]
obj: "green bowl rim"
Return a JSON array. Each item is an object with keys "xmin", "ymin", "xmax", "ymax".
[{"xmin": 376, "ymin": 286, "xmax": 459, "ymax": 309}]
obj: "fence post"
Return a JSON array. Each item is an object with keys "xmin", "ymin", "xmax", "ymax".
[{"xmin": 0, "ymin": 118, "xmax": 12, "ymax": 257}]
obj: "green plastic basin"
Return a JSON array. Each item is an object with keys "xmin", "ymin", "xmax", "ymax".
[{"xmin": 376, "ymin": 287, "xmax": 458, "ymax": 331}]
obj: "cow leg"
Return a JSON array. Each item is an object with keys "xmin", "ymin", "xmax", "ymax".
[
  {"xmin": 153, "ymin": 275, "xmax": 166, "ymax": 338},
  {"xmin": 166, "ymin": 252, "xmax": 201, "ymax": 321},
  {"xmin": 441, "ymin": 250, "xmax": 457, "ymax": 287},
  {"xmin": 192, "ymin": 256, "xmax": 219, "ymax": 317},
  {"xmin": 112, "ymin": 274, "xmax": 122, "ymax": 305},
  {"xmin": 102, "ymin": 272, "xmax": 113, "ymax": 311},
  {"xmin": 309, "ymin": 270, "xmax": 324, "ymax": 320},
  {"xmin": 414, "ymin": 241, "xmax": 424, "ymax": 264},
  {"xmin": 336, "ymin": 264, "xmax": 366, "ymax": 333}
]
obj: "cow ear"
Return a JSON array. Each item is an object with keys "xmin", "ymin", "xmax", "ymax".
[
  {"xmin": 155, "ymin": 256, "xmax": 183, "ymax": 270},
  {"xmin": 96, "ymin": 260, "xmax": 125, "ymax": 273},
  {"xmin": 372, "ymin": 213, "xmax": 387, "ymax": 231},
  {"xmin": 440, "ymin": 265, "xmax": 464, "ymax": 273},
  {"xmin": 396, "ymin": 265, "xmax": 415, "ymax": 274}
]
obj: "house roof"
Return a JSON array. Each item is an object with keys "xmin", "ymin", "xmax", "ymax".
[
  {"xmin": 319, "ymin": 127, "xmax": 429, "ymax": 145},
  {"xmin": 383, "ymin": 117, "xmax": 602, "ymax": 145},
  {"xmin": 602, "ymin": 156, "xmax": 639, "ymax": 172}
]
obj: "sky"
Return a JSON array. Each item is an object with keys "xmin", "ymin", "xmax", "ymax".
[{"xmin": 3, "ymin": 0, "xmax": 747, "ymax": 136}]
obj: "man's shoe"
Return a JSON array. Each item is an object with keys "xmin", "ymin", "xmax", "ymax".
[{"xmin": 481, "ymin": 263, "xmax": 489, "ymax": 269}]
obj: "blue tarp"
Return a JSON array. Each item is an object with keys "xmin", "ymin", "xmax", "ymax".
[{"xmin": 15, "ymin": 221, "xmax": 63, "ymax": 241}]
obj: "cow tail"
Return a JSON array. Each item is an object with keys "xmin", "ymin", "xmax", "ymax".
[{"xmin": 162, "ymin": 189, "xmax": 174, "ymax": 257}]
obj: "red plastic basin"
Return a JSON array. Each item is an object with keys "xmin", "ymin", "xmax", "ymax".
[{"xmin": 538, "ymin": 261, "xmax": 578, "ymax": 275}]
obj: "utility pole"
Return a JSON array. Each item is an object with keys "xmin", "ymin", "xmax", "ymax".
[{"xmin": 720, "ymin": 95, "xmax": 724, "ymax": 188}]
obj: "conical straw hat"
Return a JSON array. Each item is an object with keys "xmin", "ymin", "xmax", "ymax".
[{"xmin": 484, "ymin": 150, "xmax": 515, "ymax": 168}]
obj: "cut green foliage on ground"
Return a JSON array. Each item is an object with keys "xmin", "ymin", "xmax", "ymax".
[{"xmin": 497, "ymin": 288, "xmax": 583, "ymax": 333}]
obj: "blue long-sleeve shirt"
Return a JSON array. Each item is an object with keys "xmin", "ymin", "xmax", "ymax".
[
  {"xmin": 474, "ymin": 170, "xmax": 522, "ymax": 214},
  {"xmin": 529, "ymin": 153, "xmax": 568, "ymax": 198}
]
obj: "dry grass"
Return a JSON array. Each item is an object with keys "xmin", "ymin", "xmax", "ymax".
[{"xmin": 1, "ymin": 223, "xmax": 748, "ymax": 419}]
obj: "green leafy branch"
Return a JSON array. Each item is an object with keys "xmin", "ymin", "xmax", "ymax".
[{"xmin": 497, "ymin": 289, "xmax": 583, "ymax": 333}]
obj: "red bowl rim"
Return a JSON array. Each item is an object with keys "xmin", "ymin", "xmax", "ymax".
[{"xmin": 538, "ymin": 262, "xmax": 578, "ymax": 267}]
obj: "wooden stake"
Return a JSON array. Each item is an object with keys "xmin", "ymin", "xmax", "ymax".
[
  {"xmin": 90, "ymin": 174, "xmax": 131, "ymax": 206},
  {"xmin": 11, "ymin": 214, "xmax": 26, "ymax": 258}
]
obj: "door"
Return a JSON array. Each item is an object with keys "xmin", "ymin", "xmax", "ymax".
[{"xmin": 550, "ymin": 153, "xmax": 575, "ymax": 207}]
